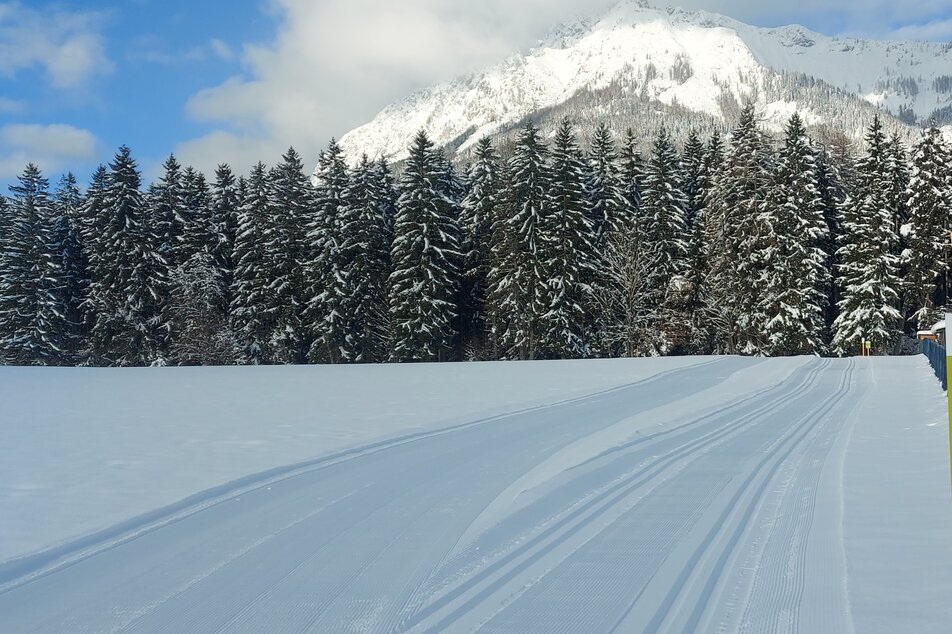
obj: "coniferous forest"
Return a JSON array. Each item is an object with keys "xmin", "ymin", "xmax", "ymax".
[{"xmin": 1, "ymin": 105, "xmax": 951, "ymax": 367}]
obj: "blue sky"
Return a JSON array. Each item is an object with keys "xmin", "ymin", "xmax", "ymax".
[{"xmin": 2, "ymin": 0, "xmax": 951, "ymax": 189}]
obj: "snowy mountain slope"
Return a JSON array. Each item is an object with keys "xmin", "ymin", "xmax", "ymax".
[{"xmin": 338, "ymin": 0, "xmax": 952, "ymax": 163}]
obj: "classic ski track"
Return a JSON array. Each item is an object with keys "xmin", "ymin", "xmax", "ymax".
[
  {"xmin": 398, "ymin": 359, "xmax": 830, "ymax": 633},
  {"xmin": 111, "ymin": 488, "xmax": 368, "ymax": 634},
  {"xmin": 395, "ymin": 358, "xmax": 786, "ymax": 616},
  {"xmin": 473, "ymin": 360, "xmax": 846, "ymax": 634},
  {"xmin": 0, "ymin": 358, "xmax": 724, "ymax": 595},
  {"xmin": 636, "ymin": 359, "xmax": 855, "ymax": 634},
  {"xmin": 728, "ymin": 377, "xmax": 846, "ymax": 634},
  {"xmin": 115, "ymin": 483, "xmax": 433, "ymax": 634}
]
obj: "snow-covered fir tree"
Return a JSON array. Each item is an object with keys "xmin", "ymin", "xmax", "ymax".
[
  {"xmin": 587, "ymin": 123, "xmax": 627, "ymax": 250},
  {"xmin": 680, "ymin": 129, "xmax": 706, "ymax": 230},
  {"xmin": 704, "ymin": 105, "xmax": 775, "ymax": 354},
  {"xmin": 167, "ymin": 252, "xmax": 237, "ymax": 365},
  {"xmin": 87, "ymin": 147, "xmax": 167, "ymax": 366},
  {"xmin": 903, "ymin": 126, "xmax": 952, "ymax": 330},
  {"xmin": 266, "ymin": 148, "xmax": 312, "ymax": 364},
  {"xmin": 1, "ymin": 165, "xmax": 71, "ymax": 364},
  {"xmin": 618, "ymin": 128, "xmax": 645, "ymax": 227},
  {"xmin": 150, "ymin": 155, "xmax": 185, "ymax": 270},
  {"xmin": 815, "ymin": 139, "xmax": 851, "ymax": 329},
  {"xmin": 335, "ymin": 154, "xmax": 394, "ymax": 363},
  {"xmin": 459, "ymin": 137, "xmax": 501, "ymax": 357},
  {"xmin": 180, "ymin": 167, "xmax": 212, "ymax": 263},
  {"xmin": 307, "ymin": 139, "xmax": 353, "ymax": 364},
  {"xmin": 832, "ymin": 116, "xmax": 903, "ymax": 355},
  {"xmin": 52, "ymin": 173, "xmax": 91, "ymax": 359},
  {"xmin": 487, "ymin": 122, "xmax": 551, "ymax": 360},
  {"xmin": 761, "ymin": 113, "xmax": 830, "ymax": 356},
  {"xmin": 640, "ymin": 127, "xmax": 690, "ymax": 354},
  {"xmin": 541, "ymin": 117, "xmax": 596, "ymax": 359},
  {"xmin": 230, "ymin": 163, "xmax": 272, "ymax": 364},
  {"xmin": 209, "ymin": 164, "xmax": 240, "ymax": 309},
  {"xmin": 685, "ymin": 129, "xmax": 725, "ymax": 353},
  {"xmin": 389, "ymin": 130, "xmax": 462, "ymax": 362},
  {"xmin": 886, "ymin": 132, "xmax": 911, "ymax": 238}
]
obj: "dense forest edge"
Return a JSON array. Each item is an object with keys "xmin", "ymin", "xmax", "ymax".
[{"xmin": 1, "ymin": 104, "xmax": 950, "ymax": 367}]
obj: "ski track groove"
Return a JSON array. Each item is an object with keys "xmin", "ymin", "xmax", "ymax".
[
  {"xmin": 401, "ymin": 359, "xmax": 829, "ymax": 633},
  {"xmin": 638, "ymin": 359, "xmax": 855, "ymax": 634},
  {"xmin": 476, "ymin": 361, "xmax": 841, "ymax": 634}
]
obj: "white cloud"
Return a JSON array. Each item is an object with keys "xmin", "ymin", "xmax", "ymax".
[
  {"xmin": 0, "ymin": 1, "xmax": 113, "ymax": 89},
  {"xmin": 0, "ymin": 96, "xmax": 22, "ymax": 113},
  {"xmin": 176, "ymin": 0, "xmax": 619, "ymax": 172},
  {"xmin": 177, "ymin": 0, "xmax": 952, "ymax": 173},
  {"xmin": 887, "ymin": 18, "xmax": 952, "ymax": 42},
  {"xmin": 209, "ymin": 39, "xmax": 234, "ymax": 61},
  {"xmin": 0, "ymin": 123, "xmax": 99, "ymax": 181},
  {"xmin": 652, "ymin": 0, "xmax": 952, "ymax": 40},
  {"xmin": 147, "ymin": 38, "xmax": 237, "ymax": 65}
]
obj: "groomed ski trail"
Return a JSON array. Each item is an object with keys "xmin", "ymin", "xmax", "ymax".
[{"xmin": 0, "ymin": 356, "xmax": 947, "ymax": 633}]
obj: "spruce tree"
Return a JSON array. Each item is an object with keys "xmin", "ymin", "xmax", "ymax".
[
  {"xmin": 619, "ymin": 128, "xmax": 645, "ymax": 230},
  {"xmin": 77, "ymin": 165, "xmax": 109, "ymax": 359},
  {"xmin": 3, "ymin": 165, "xmax": 73, "ymax": 364},
  {"xmin": 686, "ymin": 129, "xmax": 724, "ymax": 353},
  {"xmin": 904, "ymin": 126, "xmax": 952, "ymax": 329},
  {"xmin": 459, "ymin": 137, "xmax": 500, "ymax": 357},
  {"xmin": 338, "ymin": 155, "xmax": 394, "ymax": 362},
  {"xmin": 704, "ymin": 105, "xmax": 775, "ymax": 354},
  {"xmin": 541, "ymin": 117, "xmax": 595, "ymax": 359},
  {"xmin": 210, "ymin": 164, "xmax": 240, "ymax": 309},
  {"xmin": 180, "ymin": 167, "xmax": 212, "ymax": 262},
  {"xmin": 389, "ymin": 130, "xmax": 461, "ymax": 362},
  {"xmin": 886, "ymin": 132, "xmax": 911, "ymax": 237},
  {"xmin": 307, "ymin": 139, "xmax": 353, "ymax": 364},
  {"xmin": 832, "ymin": 116, "xmax": 902, "ymax": 355},
  {"xmin": 681, "ymin": 129, "xmax": 706, "ymax": 230},
  {"xmin": 52, "ymin": 173, "xmax": 90, "ymax": 359},
  {"xmin": 815, "ymin": 141, "xmax": 851, "ymax": 334},
  {"xmin": 151, "ymin": 155, "xmax": 185, "ymax": 269},
  {"xmin": 265, "ymin": 148, "xmax": 312, "ymax": 364},
  {"xmin": 88, "ymin": 147, "xmax": 167, "ymax": 366},
  {"xmin": 230, "ymin": 163, "xmax": 272, "ymax": 364},
  {"xmin": 762, "ymin": 113, "xmax": 829, "ymax": 355},
  {"xmin": 487, "ymin": 122, "xmax": 551, "ymax": 360},
  {"xmin": 587, "ymin": 123, "xmax": 627, "ymax": 249},
  {"xmin": 641, "ymin": 127, "xmax": 690, "ymax": 354}
]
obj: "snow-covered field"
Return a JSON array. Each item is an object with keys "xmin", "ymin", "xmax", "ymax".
[{"xmin": 1, "ymin": 356, "xmax": 950, "ymax": 632}]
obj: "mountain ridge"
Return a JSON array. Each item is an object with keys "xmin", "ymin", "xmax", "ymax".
[{"xmin": 335, "ymin": 1, "xmax": 952, "ymax": 165}]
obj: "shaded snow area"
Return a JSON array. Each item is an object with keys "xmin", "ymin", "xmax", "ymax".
[
  {"xmin": 0, "ymin": 357, "xmax": 705, "ymax": 562},
  {"xmin": 1, "ymin": 356, "xmax": 951, "ymax": 633}
]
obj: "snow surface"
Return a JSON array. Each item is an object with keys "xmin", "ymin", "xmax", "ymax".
[
  {"xmin": 0, "ymin": 356, "xmax": 705, "ymax": 562},
  {"xmin": 1, "ymin": 356, "xmax": 950, "ymax": 632},
  {"xmin": 338, "ymin": 0, "xmax": 951, "ymax": 165}
]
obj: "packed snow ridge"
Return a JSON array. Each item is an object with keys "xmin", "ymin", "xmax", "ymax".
[{"xmin": 337, "ymin": 0, "xmax": 952, "ymax": 164}]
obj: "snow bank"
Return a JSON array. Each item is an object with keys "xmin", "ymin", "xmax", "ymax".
[
  {"xmin": 0, "ymin": 357, "xmax": 705, "ymax": 562},
  {"xmin": 841, "ymin": 356, "xmax": 952, "ymax": 632}
]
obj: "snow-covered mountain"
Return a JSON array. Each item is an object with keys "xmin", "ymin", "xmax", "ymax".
[{"xmin": 337, "ymin": 0, "xmax": 952, "ymax": 163}]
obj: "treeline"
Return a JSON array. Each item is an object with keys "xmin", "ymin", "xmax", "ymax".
[{"xmin": 1, "ymin": 104, "xmax": 950, "ymax": 366}]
